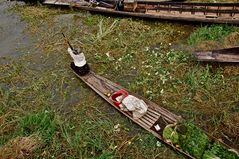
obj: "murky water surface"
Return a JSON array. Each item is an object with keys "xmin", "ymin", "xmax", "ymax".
[{"xmin": 0, "ymin": 0, "xmax": 31, "ymax": 57}]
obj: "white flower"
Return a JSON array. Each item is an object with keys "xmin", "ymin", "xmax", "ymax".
[
  {"xmin": 156, "ymin": 141, "xmax": 162, "ymax": 147},
  {"xmin": 162, "ymin": 79, "xmax": 166, "ymax": 84},
  {"xmin": 146, "ymin": 90, "xmax": 152, "ymax": 94},
  {"xmin": 106, "ymin": 52, "xmax": 110, "ymax": 57},
  {"xmin": 114, "ymin": 124, "xmax": 120, "ymax": 132}
]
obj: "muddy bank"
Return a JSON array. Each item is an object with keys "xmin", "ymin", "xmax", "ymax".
[{"xmin": 0, "ymin": 0, "xmax": 31, "ymax": 57}]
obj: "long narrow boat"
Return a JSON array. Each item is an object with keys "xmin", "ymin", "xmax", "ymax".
[
  {"xmin": 71, "ymin": 66, "xmax": 239, "ymax": 159},
  {"xmin": 193, "ymin": 47, "xmax": 239, "ymax": 62},
  {"xmin": 43, "ymin": 0, "xmax": 239, "ymax": 24}
]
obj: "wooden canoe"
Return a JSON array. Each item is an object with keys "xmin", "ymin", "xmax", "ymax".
[
  {"xmin": 193, "ymin": 47, "xmax": 239, "ymax": 62},
  {"xmin": 43, "ymin": 0, "xmax": 239, "ymax": 24},
  {"xmin": 71, "ymin": 65, "xmax": 239, "ymax": 158},
  {"xmin": 72, "ymin": 69, "xmax": 195, "ymax": 158}
]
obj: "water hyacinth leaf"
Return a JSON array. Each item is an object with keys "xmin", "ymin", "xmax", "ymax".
[
  {"xmin": 203, "ymin": 143, "xmax": 239, "ymax": 159},
  {"xmin": 178, "ymin": 122, "xmax": 210, "ymax": 159}
]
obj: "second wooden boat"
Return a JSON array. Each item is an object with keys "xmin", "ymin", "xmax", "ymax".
[
  {"xmin": 193, "ymin": 47, "xmax": 239, "ymax": 62},
  {"xmin": 43, "ymin": 0, "xmax": 239, "ymax": 24}
]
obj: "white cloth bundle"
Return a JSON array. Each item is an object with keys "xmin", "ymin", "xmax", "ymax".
[{"xmin": 117, "ymin": 95, "xmax": 148, "ymax": 119}]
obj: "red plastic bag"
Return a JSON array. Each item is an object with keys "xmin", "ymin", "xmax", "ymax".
[{"xmin": 111, "ymin": 89, "xmax": 129, "ymax": 107}]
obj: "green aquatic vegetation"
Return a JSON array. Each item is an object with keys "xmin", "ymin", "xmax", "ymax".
[
  {"xmin": 95, "ymin": 151, "xmax": 113, "ymax": 159},
  {"xmin": 136, "ymin": 133, "xmax": 181, "ymax": 158},
  {"xmin": 178, "ymin": 122, "xmax": 210, "ymax": 159},
  {"xmin": 60, "ymin": 119, "xmax": 114, "ymax": 158},
  {"xmin": 203, "ymin": 143, "xmax": 239, "ymax": 159},
  {"xmin": 2, "ymin": 3, "xmax": 238, "ymax": 158},
  {"xmin": 19, "ymin": 110, "xmax": 57, "ymax": 143},
  {"xmin": 188, "ymin": 24, "xmax": 236, "ymax": 45},
  {"xmin": 171, "ymin": 122, "xmax": 239, "ymax": 159},
  {"xmin": 129, "ymin": 47, "xmax": 191, "ymax": 100}
]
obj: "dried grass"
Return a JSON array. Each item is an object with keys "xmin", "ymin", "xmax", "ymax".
[{"xmin": 0, "ymin": 134, "xmax": 41, "ymax": 159}]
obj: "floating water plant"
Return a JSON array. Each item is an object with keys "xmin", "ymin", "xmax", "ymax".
[
  {"xmin": 178, "ymin": 122, "xmax": 210, "ymax": 158},
  {"xmin": 163, "ymin": 121, "xmax": 239, "ymax": 159},
  {"xmin": 203, "ymin": 142, "xmax": 239, "ymax": 159}
]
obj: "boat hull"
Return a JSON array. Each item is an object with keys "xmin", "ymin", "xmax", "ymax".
[
  {"xmin": 43, "ymin": 0, "xmax": 239, "ymax": 24},
  {"xmin": 72, "ymin": 66, "xmax": 238, "ymax": 158},
  {"xmin": 72, "ymin": 69, "xmax": 197, "ymax": 158},
  {"xmin": 194, "ymin": 47, "xmax": 239, "ymax": 62}
]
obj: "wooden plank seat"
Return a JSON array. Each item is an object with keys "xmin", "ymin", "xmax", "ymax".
[{"xmin": 136, "ymin": 107, "xmax": 161, "ymax": 129}]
